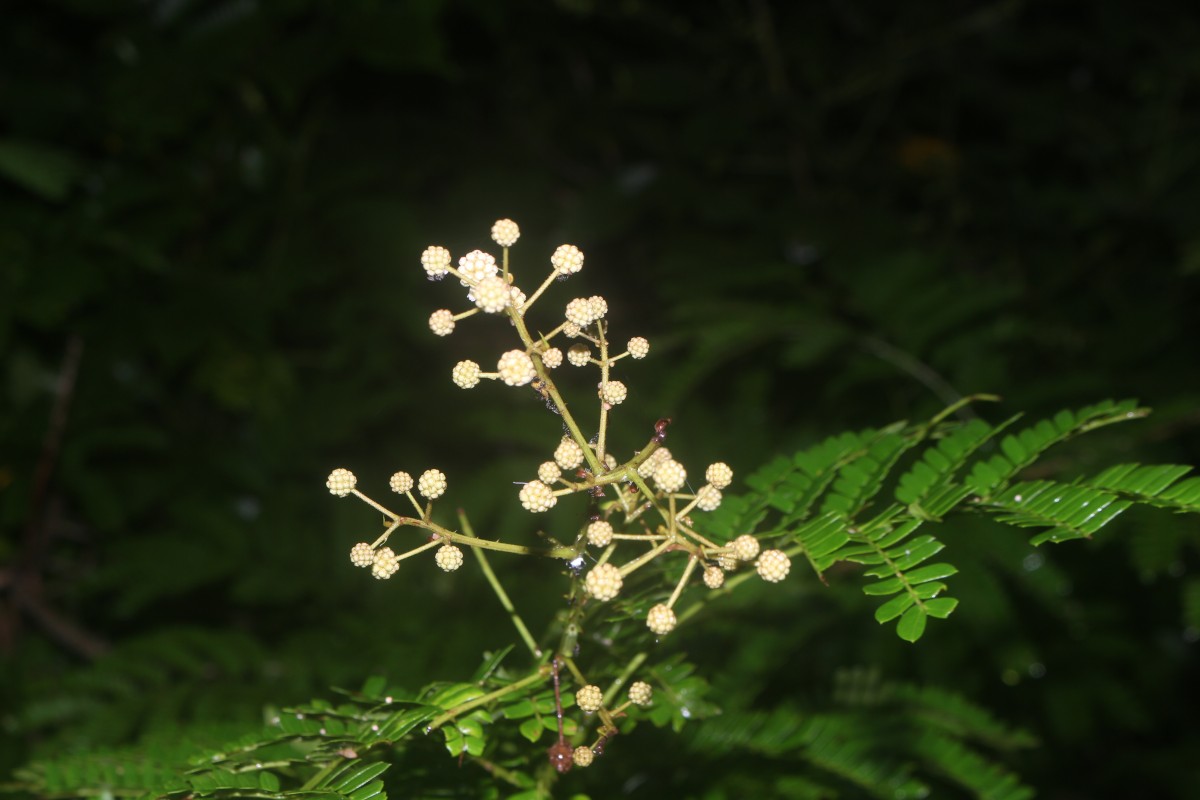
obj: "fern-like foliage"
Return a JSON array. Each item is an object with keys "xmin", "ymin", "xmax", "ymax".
[
  {"xmin": 702, "ymin": 397, "xmax": 1197, "ymax": 642},
  {"xmin": 686, "ymin": 671, "xmax": 1036, "ymax": 799}
]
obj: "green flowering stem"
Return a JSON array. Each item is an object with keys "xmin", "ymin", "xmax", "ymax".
[
  {"xmin": 676, "ymin": 567, "xmax": 763, "ymax": 627},
  {"xmin": 675, "ymin": 520, "xmax": 721, "ymax": 550},
  {"xmin": 427, "ymin": 667, "xmax": 549, "ymax": 732},
  {"xmin": 369, "ymin": 519, "xmax": 402, "ymax": 549},
  {"xmin": 520, "ymin": 268, "xmax": 561, "ymax": 313},
  {"xmin": 617, "ymin": 537, "xmax": 676, "ymax": 578},
  {"xmin": 596, "ymin": 321, "xmax": 611, "ymax": 463},
  {"xmin": 561, "ymin": 655, "xmax": 588, "ymax": 686},
  {"xmin": 395, "ymin": 537, "xmax": 444, "ymax": 563},
  {"xmin": 665, "ymin": 556, "xmax": 700, "ymax": 609},
  {"xmin": 601, "ymin": 650, "xmax": 648, "ymax": 708},
  {"xmin": 351, "ymin": 496, "xmax": 576, "ymax": 558},
  {"xmin": 509, "ymin": 311, "xmax": 604, "ymax": 476},
  {"xmin": 594, "ymin": 542, "xmax": 618, "ymax": 568},
  {"xmin": 458, "ymin": 510, "xmax": 542, "ymax": 659},
  {"xmin": 351, "ymin": 488, "xmax": 400, "ymax": 519}
]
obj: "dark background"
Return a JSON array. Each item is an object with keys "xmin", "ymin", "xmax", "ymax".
[{"xmin": 2, "ymin": 1, "xmax": 1199, "ymax": 797}]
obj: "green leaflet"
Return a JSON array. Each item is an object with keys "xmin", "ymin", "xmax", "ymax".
[{"xmin": 718, "ymin": 397, "xmax": 1193, "ymax": 642}]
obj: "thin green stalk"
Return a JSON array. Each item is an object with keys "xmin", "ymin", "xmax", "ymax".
[
  {"xmin": 601, "ymin": 650, "xmax": 648, "ymax": 708},
  {"xmin": 458, "ymin": 510, "xmax": 541, "ymax": 659}
]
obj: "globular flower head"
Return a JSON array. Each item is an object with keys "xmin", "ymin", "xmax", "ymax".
[
  {"xmin": 428, "ymin": 309, "xmax": 455, "ymax": 336},
  {"xmin": 418, "ymin": 468, "xmax": 448, "ymax": 499},
  {"xmin": 452, "ymin": 360, "xmax": 481, "ymax": 389},
  {"xmin": 537, "ymin": 461, "xmax": 561, "ymax": 484},
  {"xmin": 628, "ymin": 680, "xmax": 653, "ymax": 706},
  {"xmin": 696, "ymin": 484, "xmax": 722, "ymax": 511},
  {"xmin": 562, "ymin": 322, "xmax": 582, "ymax": 338},
  {"xmin": 350, "ymin": 542, "xmax": 375, "ymax": 568},
  {"xmin": 575, "ymin": 684, "xmax": 603, "ymax": 713},
  {"xmin": 756, "ymin": 549, "xmax": 791, "ymax": 583},
  {"xmin": 435, "ymin": 543, "xmax": 464, "ymax": 572},
  {"xmin": 389, "ymin": 471, "xmax": 414, "ymax": 493},
  {"xmin": 491, "ymin": 218, "xmax": 520, "ymax": 248},
  {"xmin": 703, "ymin": 564, "xmax": 725, "ymax": 589},
  {"xmin": 732, "ymin": 533, "xmax": 760, "ymax": 562},
  {"xmin": 497, "ymin": 350, "xmax": 536, "ymax": 386},
  {"xmin": 326, "ymin": 468, "xmax": 356, "ymax": 497},
  {"xmin": 551, "ymin": 244, "xmax": 584, "ymax": 275},
  {"xmin": 638, "ymin": 447, "xmax": 671, "ymax": 479},
  {"xmin": 471, "ymin": 275, "xmax": 511, "ymax": 314},
  {"xmin": 372, "ymin": 547, "xmax": 400, "ymax": 579},
  {"xmin": 599, "ymin": 381, "xmax": 627, "ymax": 406},
  {"xmin": 717, "ymin": 553, "xmax": 739, "ymax": 572},
  {"xmin": 554, "ymin": 436, "xmax": 585, "ymax": 470},
  {"xmin": 584, "ymin": 563, "xmax": 622, "ymax": 601},
  {"xmin": 519, "ymin": 480, "xmax": 557, "ymax": 512},
  {"xmin": 541, "ymin": 347, "xmax": 563, "ymax": 369},
  {"xmin": 586, "ymin": 519, "xmax": 614, "ymax": 547},
  {"xmin": 646, "ymin": 603, "xmax": 677, "ymax": 635},
  {"xmin": 565, "ymin": 297, "xmax": 596, "ymax": 327},
  {"xmin": 654, "ymin": 459, "xmax": 687, "ymax": 493},
  {"xmin": 627, "ymin": 336, "xmax": 650, "ymax": 359},
  {"xmin": 706, "ymin": 462, "xmax": 734, "ymax": 490},
  {"xmin": 567, "ymin": 344, "xmax": 591, "ymax": 367},
  {"xmin": 588, "ymin": 295, "xmax": 608, "ymax": 321},
  {"xmin": 457, "ymin": 249, "xmax": 498, "ymax": 285},
  {"xmin": 421, "ymin": 246, "xmax": 451, "ymax": 280},
  {"xmin": 572, "ymin": 746, "xmax": 594, "ymax": 768}
]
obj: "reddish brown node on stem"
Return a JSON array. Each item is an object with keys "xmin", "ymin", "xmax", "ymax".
[
  {"xmin": 547, "ymin": 740, "xmax": 574, "ymax": 773},
  {"xmin": 653, "ymin": 417, "xmax": 672, "ymax": 443}
]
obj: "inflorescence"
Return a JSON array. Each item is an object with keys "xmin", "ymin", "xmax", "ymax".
[{"xmin": 326, "ymin": 220, "xmax": 791, "ymax": 772}]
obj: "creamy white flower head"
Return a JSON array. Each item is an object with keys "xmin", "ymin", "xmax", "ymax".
[
  {"xmin": 646, "ymin": 603, "xmax": 677, "ymax": 635},
  {"xmin": 471, "ymin": 275, "xmax": 511, "ymax": 313},
  {"xmin": 452, "ymin": 360, "xmax": 481, "ymax": 389},
  {"xmin": 435, "ymin": 544, "xmax": 464, "ymax": 572},
  {"xmin": 599, "ymin": 381, "xmax": 627, "ymax": 406},
  {"xmin": 418, "ymin": 468, "xmax": 447, "ymax": 499},
  {"xmin": 541, "ymin": 347, "xmax": 563, "ymax": 369},
  {"xmin": 537, "ymin": 461, "xmax": 561, "ymax": 484},
  {"xmin": 554, "ymin": 436, "xmax": 585, "ymax": 470},
  {"xmin": 705, "ymin": 462, "xmax": 734, "ymax": 489},
  {"xmin": 389, "ymin": 471, "xmax": 414, "ymax": 493},
  {"xmin": 326, "ymin": 468, "xmax": 356, "ymax": 497},
  {"xmin": 584, "ymin": 563, "xmax": 622, "ymax": 601},
  {"xmin": 519, "ymin": 480, "xmax": 556, "ymax": 512},
  {"xmin": 588, "ymin": 295, "xmax": 607, "ymax": 321},
  {"xmin": 457, "ymin": 249, "xmax": 498, "ymax": 285},
  {"xmin": 654, "ymin": 459, "xmax": 687, "ymax": 493},
  {"xmin": 551, "ymin": 244, "xmax": 584, "ymax": 275},
  {"xmin": 428, "ymin": 309, "xmax": 455, "ymax": 336},
  {"xmin": 756, "ymin": 549, "xmax": 791, "ymax": 583},
  {"xmin": 627, "ymin": 336, "xmax": 650, "ymax": 359},
  {"xmin": 565, "ymin": 297, "xmax": 595, "ymax": 327},
  {"xmin": 695, "ymin": 485, "xmax": 722, "ymax": 512},
  {"xmin": 350, "ymin": 542, "xmax": 374, "ymax": 568},
  {"xmin": 372, "ymin": 547, "xmax": 400, "ymax": 579},
  {"xmin": 497, "ymin": 350, "xmax": 536, "ymax": 386},
  {"xmin": 421, "ymin": 246, "xmax": 451, "ymax": 280},
  {"xmin": 586, "ymin": 519, "xmax": 613, "ymax": 547},
  {"xmin": 567, "ymin": 344, "xmax": 590, "ymax": 367},
  {"xmin": 491, "ymin": 218, "xmax": 520, "ymax": 248}
]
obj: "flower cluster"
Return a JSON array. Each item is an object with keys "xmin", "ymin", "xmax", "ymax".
[{"xmin": 326, "ymin": 221, "xmax": 795, "ymax": 773}]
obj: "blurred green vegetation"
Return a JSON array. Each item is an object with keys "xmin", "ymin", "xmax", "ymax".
[{"xmin": 2, "ymin": 1, "xmax": 1198, "ymax": 797}]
